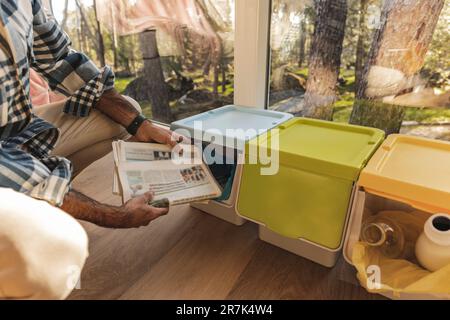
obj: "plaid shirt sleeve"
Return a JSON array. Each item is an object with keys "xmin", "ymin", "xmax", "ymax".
[
  {"xmin": 30, "ymin": 0, "xmax": 114, "ymax": 117},
  {"xmin": 0, "ymin": 116, "xmax": 72, "ymax": 206}
]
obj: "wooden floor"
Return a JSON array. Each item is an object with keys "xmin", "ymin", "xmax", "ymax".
[{"xmin": 69, "ymin": 153, "xmax": 383, "ymax": 300}]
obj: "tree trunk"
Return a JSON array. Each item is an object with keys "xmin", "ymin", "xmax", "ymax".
[
  {"xmin": 110, "ymin": 4, "xmax": 119, "ymax": 70},
  {"xmin": 213, "ymin": 65, "xmax": 219, "ymax": 97},
  {"xmin": 75, "ymin": 6, "xmax": 83, "ymax": 51},
  {"xmin": 140, "ymin": 29, "xmax": 172, "ymax": 123},
  {"xmin": 93, "ymin": 0, "xmax": 106, "ymax": 67},
  {"xmin": 61, "ymin": 0, "xmax": 69, "ymax": 30},
  {"xmin": 306, "ymin": 16, "xmax": 314, "ymax": 66},
  {"xmin": 221, "ymin": 61, "xmax": 226, "ymax": 93},
  {"xmin": 298, "ymin": 0, "xmax": 347, "ymax": 120},
  {"xmin": 355, "ymin": 0, "xmax": 368, "ymax": 90},
  {"xmin": 75, "ymin": 0, "xmax": 100, "ymax": 55},
  {"xmin": 79, "ymin": 11, "xmax": 88, "ymax": 52},
  {"xmin": 118, "ymin": 36, "xmax": 131, "ymax": 74},
  {"xmin": 298, "ymin": 18, "xmax": 307, "ymax": 67},
  {"xmin": 350, "ymin": 0, "xmax": 445, "ymax": 135}
]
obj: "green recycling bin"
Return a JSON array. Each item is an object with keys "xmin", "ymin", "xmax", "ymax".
[{"xmin": 237, "ymin": 117, "xmax": 385, "ymax": 267}]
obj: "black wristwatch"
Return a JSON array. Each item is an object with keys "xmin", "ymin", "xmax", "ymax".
[{"xmin": 126, "ymin": 114, "xmax": 147, "ymax": 136}]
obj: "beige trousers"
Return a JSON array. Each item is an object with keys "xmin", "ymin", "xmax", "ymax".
[
  {"xmin": 35, "ymin": 96, "xmax": 141, "ymax": 176},
  {"xmin": 0, "ymin": 97, "xmax": 140, "ymax": 299}
]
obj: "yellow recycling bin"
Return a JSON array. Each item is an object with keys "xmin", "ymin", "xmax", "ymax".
[
  {"xmin": 343, "ymin": 134, "xmax": 450, "ymax": 299},
  {"xmin": 236, "ymin": 118, "xmax": 385, "ymax": 267}
]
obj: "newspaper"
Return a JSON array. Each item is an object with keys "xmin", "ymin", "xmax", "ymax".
[{"xmin": 112, "ymin": 141, "xmax": 222, "ymax": 205}]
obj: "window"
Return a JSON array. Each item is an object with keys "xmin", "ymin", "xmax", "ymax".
[
  {"xmin": 51, "ymin": 0, "xmax": 235, "ymax": 123},
  {"xmin": 268, "ymin": 1, "xmax": 312, "ymax": 111},
  {"xmin": 49, "ymin": 0, "xmax": 449, "ymax": 140},
  {"xmin": 268, "ymin": 0, "xmax": 449, "ymax": 140}
]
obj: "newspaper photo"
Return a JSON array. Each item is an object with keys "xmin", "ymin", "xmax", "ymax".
[{"xmin": 112, "ymin": 141, "xmax": 221, "ymax": 206}]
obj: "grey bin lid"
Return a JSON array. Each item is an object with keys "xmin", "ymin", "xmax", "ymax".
[{"xmin": 170, "ymin": 105, "xmax": 293, "ymax": 151}]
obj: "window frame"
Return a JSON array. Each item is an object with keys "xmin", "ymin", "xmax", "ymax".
[{"xmin": 234, "ymin": 0, "xmax": 272, "ymax": 109}]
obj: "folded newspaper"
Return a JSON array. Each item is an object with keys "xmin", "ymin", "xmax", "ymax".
[{"xmin": 112, "ymin": 141, "xmax": 222, "ymax": 206}]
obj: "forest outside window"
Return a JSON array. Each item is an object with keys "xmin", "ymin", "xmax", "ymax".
[
  {"xmin": 268, "ymin": 0, "xmax": 449, "ymax": 140},
  {"xmin": 50, "ymin": 0, "xmax": 235, "ymax": 124}
]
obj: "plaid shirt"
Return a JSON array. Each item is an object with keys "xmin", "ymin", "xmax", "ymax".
[{"xmin": 0, "ymin": 0, "xmax": 114, "ymax": 206}]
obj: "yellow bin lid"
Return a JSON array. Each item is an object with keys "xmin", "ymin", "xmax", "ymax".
[{"xmin": 359, "ymin": 134, "xmax": 450, "ymax": 214}]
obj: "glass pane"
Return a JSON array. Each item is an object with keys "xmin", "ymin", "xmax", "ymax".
[
  {"xmin": 51, "ymin": 0, "xmax": 235, "ymax": 123},
  {"xmin": 269, "ymin": 0, "xmax": 449, "ymax": 140}
]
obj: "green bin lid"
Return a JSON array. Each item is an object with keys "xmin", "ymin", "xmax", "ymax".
[{"xmin": 246, "ymin": 118, "xmax": 385, "ymax": 181}]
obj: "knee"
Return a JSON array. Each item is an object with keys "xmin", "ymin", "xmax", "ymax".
[
  {"xmin": 0, "ymin": 189, "xmax": 89, "ymax": 299},
  {"xmin": 122, "ymin": 95, "xmax": 142, "ymax": 114}
]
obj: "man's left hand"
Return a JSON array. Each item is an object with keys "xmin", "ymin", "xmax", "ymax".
[
  {"xmin": 134, "ymin": 120, "xmax": 188, "ymax": 147},
  {"xmin": 95, "ymin": 89, "xmax": 189, "ymax": 148}
]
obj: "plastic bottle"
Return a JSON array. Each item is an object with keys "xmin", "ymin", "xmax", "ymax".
[{"xmin": 415, "ymin": 214, "xmax": 450, "ymax": 272}]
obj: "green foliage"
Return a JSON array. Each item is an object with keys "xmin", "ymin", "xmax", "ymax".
[
  {"xmin": 115, "ymin": 77, "xmax": 134, "ymax": 94},
  {"xmin": 202, "ymin": 83, "xmax": 234, "ymax": 96},
  {"xmin": 404, "ymin": 108, "xmax": 450, "ymax": 123},
  {"xmin": 293, "ymin": 67, "xmax": 309, "ymax": 78},
  {"xmin": 140, "ymin": 101, "xmax": 153, "ymax": 118},
  {"xmin": 333, "ymin": 106, "xmax": 353, "ymax": 123}
]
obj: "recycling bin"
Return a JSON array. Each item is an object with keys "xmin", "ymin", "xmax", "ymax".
[
  {"xmin": 343, "ymin": 134, "xmax": 450, "ymax": 299},
  {"xmin": 236, "ymin": 117, "xmax": 385, "ymax": 266},
  {"xmin": 170, "ymin": 105, "xmax": 293, "ymax": 225}
]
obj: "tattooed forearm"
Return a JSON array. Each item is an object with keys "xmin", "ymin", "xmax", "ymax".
[
  {"xmin": 94, "ymin": 88, "xmax": 140, "ymax": 128},
  {"xmin": 59, "ymin": 189, "xmax": 169, "ymax": 229},
  {"xmin": 60, "ymin": 190, "xmax": 126, "ymax": 228}
]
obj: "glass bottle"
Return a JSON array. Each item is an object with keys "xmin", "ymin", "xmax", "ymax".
[
  {"xmin": 361, "ymin": 210, "xmax": 430, "ymax": 261},
  {"xmin": 361, "ymin": 216, "xmax": 407, "ymax": 259}
]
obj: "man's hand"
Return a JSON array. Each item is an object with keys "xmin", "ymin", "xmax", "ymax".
[
  {"xmin": 134, "ymin": 120, "xmax": 188, "ymax": 147},
  {"xmin": 95, "ymin": 89, "xmax": 188, "ymax": 147},
  {"xmin": 61, "ymin": 190, "xmax": 169, "ymax": 229},
  {"xmin": 117, "ymin": 191, "xmax": 169, "ymax": 228}
]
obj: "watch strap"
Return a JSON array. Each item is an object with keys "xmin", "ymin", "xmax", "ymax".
[{"xmin": 126, "ymin": 114, "xmax": 147, "ymax": 136}]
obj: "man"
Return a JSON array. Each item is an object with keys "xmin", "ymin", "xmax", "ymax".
[{"xmin": 0, "ymin": 0, "xmax": 183, "ymax": 299}]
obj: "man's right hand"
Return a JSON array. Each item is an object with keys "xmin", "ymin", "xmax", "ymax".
[
  {"xmin": 61, "ymin": 190, "xmax": 169, "ymax": 229},
  {"xmin": 116, "ymin": 191, "xmax": 169, "ymax": 228}
]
